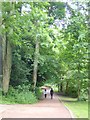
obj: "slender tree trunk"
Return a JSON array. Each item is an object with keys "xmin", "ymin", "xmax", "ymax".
[
  {"xmin": 77, "ymin": 63, "xmax": 81, "ymax": 101},
  {"xmin": 2, "ymin": 35, "xmax": 12, "ymax": 95},
  {"xmin": 60, "ymin": 82, "xmax": 63, "ymax": 92},
  {"xmin": 77, "ymin": 80, "xmax": 81, "ymax": 101},
  {"xmin": 0, "ymin": 37, "xmax": 2, "ymax": 89},
  {"xmin": 33, "ymin": 37, "xmax": 39, "ymax": 91},
  {"xmin": 57, "ymin": 83, "xmax": 60, "ymax": 92},
  {"xmin": 65, "ymin": 80, "xmax": 69, "ymax": 94},
  {"xmin": 0, "ymin": 2, "xmax": 3, "ymax": 90}
]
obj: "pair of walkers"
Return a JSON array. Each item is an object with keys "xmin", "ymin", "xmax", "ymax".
[{"xmin": 44, "ymin": 88, "xmax": 54, "ymax": 99}]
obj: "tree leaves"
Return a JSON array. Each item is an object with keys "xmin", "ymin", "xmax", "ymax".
[{"xmin": 1, "ymin": 1, "xmax": 88, "ymax": 99}]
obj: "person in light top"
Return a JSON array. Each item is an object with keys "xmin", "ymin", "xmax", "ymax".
[{"xmin": 44, "ymin": 89, "xmax": 47, "ymax": 98}]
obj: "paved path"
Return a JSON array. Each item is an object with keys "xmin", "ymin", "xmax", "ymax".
[{"xmin": 0, "ymin": 94, "xmax": 73, "ymax": 119}]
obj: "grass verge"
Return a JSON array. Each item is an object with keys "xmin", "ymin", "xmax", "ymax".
[{"xmin": 59, "ymin": 95, "xmax": 88, "ymax": 118}]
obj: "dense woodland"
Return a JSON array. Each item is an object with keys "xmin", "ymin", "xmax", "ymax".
[{"xmin": 0, "ymin": 1, "xmax": 89, "ymax": 103}]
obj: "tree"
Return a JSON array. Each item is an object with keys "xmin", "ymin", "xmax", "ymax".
[
  {"xmin": 1, "ymin": 2, "xmax": 14, "ymax": 94},
  {"xmin": 0, "ymin": 1, "xmax": 88, "ymax": 101}
]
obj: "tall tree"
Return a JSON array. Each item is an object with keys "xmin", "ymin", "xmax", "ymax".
[{"xmin": 1, "ymin": 2, "xmax": 14, "ymax": 94}]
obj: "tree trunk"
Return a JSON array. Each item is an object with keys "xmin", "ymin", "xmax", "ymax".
[
  {"xmin": 77, "ymin": 63, "xmax": 81, "ymax": 101},
  {"xmin": 57, "ymin": 83, "xmax": 60, "ymax": 92},
  {"xmin": 2, "ymin": 2, "xmax": 14, "ymax": 95},
  {"xmin": 2, "ymin": 35, "xmax": 12, "ymax": 95},
  {"xmin": 33, "ymin": 37, "xmax": 39, "ymax": 91},
  {"xmin": 0, "ymin": 2, "xmax": 3, "ymax": 90},
  {"xmin": 77, "ymin": 80, "xmax": 81, "ymax": 101},
  {"xmin": 65, "ymin": 80, "xmax": 69, "ymax": 94},
  {"xmin": 0, "ymin": 37, "xmax": 2, "ymax": 89},
  {"xmin": 60, "ymin": 82, "xmax": 63, "ymax": 92}
]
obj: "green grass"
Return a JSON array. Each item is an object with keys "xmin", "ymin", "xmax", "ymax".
[{"xmin": 60, "ymin": 95, "xmax": 88, "ymax": 118}]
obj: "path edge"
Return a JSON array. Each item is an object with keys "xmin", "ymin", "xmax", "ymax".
[{"xmin": 59, "ymin": 97, "xmax": 76, "ymax": 119}]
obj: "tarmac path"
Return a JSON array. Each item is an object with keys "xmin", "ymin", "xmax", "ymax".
[{"xmin": 0, "ymin": 94, "xmax": 73, "ymax": 119}]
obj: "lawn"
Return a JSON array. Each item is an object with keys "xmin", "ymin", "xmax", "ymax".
[{"xmin": 60, "ymin": 95, "xmax": 88, "ymax": 118}]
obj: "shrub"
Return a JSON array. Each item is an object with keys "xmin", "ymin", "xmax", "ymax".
[
  {"xmin": 35, "ymin": 87, "xmax": 43, "ymax": 100},
  {"xmin": 14, "ymin": 91, "xmax": 38, "ymax": 104},
  {"xmin": 65, "ymin": 86, "xmax": 78, "ymax": 98},
  {"xmin": 79, "ymin": 90, "xmax": 88, "ymax": 101},
  {"xmin": 2, "ymin": 85, "xmax": 38, "ymax": 104}
]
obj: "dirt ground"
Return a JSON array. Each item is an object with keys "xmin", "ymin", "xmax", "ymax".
[{"xmin": 0, "ymin": 94, "xmax": 73, "ymax": 119}]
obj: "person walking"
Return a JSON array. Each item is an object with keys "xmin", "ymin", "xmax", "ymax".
[
  {"xmin": 50, "ymin": 88, "xmax": 54, "ymax": 99},
  {"xmin": 44, "ymin": 89, "xmax": 47, "ymax": 98}
]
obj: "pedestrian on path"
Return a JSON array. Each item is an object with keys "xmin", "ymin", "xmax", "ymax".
[
  {"xmin": 50, "ymin": 88, "xmax": 54, "ymax": 99},
  {"xmin": 44, "ymin": 89, "xmax": 47, "ymax": 98}
]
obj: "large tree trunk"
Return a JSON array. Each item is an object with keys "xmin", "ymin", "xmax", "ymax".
[
  {"xmin": 2, "ymin": 2, "xmax": 13, "ymax": 95},
  {"xmin": 33, "ymin": 38, "xmax": 39, "ymax": 91},
  {"xmin": 2, "ymin": 35, "xmax": 12, "ymax": 95}
]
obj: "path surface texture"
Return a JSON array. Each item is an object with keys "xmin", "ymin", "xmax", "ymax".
[{"xmin": 0, "ymin": 94, "xmax": 73, "ymax": 119}]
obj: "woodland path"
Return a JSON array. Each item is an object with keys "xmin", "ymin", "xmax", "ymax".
[{"xmin": 0, "ymin": 94, "xmax": 74, "ymax": 119}]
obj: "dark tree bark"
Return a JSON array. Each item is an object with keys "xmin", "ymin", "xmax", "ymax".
[
  {"xmin": 60, "ymin": 82, "xmax": 63, "ymax": 92},
  {"xmin": 65, "ymin": 80, "xmax": 69, "ymax": 94}
]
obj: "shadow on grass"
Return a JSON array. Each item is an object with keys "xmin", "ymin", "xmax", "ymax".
[
  {"xmin": 60, "ymin": 99, "xmax": 78, "ymax": 103},
  {"xmin": 57, "ymin": 92, "xmax": 78, "ymax": 103}
]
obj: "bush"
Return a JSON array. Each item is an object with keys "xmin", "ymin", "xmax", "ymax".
[
  {"xmin": 35, "ymin": 87, "xmax": 43, "ymax": 100},
  {"xmin": 10, "ymin": 51, "xmax": 30, "ymax": 87},
  {"xmin": 14, "ymin": 91, "xmax": 37, "ymax": 104},
  {"xmin": 2, "ymin": 85, "xmax": 38, "ymax": 104},
  {"xmin": 65, "ymin": 86, "xmax": 78, "ymax": 98},
  {"xmin": 79, "ymin": 90, "xmax": 88, "ymax": 101}
]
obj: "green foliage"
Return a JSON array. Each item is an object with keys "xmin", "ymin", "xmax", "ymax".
[
  {"xmin": 10, "ymin": 48, "xmax": 30, "ymax": 86},
  {"xmin": 78, "ymin": 89, "xmax": 88, "ymax": 101},
  {"xmin": 35, "ymin": 87, "xmax": 43, "ymax": 100},
  {"xmin": 66, "ymin": 87, "xmax": 78, "ymax": 98},
  {"xmin": 1, "ymin": 1, "xmax": 88, "ymax": 101},
  {"xmin": 49, "ymin": 2, "xmax": 65, "ymax": 19},
  {"xmin": 14, "ymin": 91, "xmax": 37, "ymax": 104},
  {"xmin": 60, "ymin": 95, "xmax": 88, "ymax": 118},
  {"xmin": 1, "ymin": 86, "xmax": 37, "ymax": 104}
]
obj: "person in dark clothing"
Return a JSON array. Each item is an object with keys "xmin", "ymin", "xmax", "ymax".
[{"xmin": 50, "ymin": 88, "xmax": 54, "ymax": 99}]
